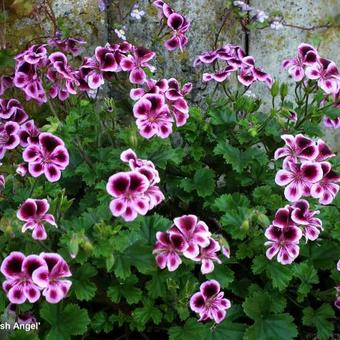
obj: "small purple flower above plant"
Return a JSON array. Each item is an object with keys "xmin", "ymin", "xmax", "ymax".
[
  {"xmin": 17, "ymin": 198, "xmax": 57, "ymax": 240},
  {"xmin": 189, "ymin": 280, "xmax": 231, "ymax": 324},
  {"xmin": 153, "ymin": 1, "xmax": 190, "ymax": 52},
  {"xmin": 107, "ymin": 149, "xmax": 164, "ymax": 221},
  {"xmin": 23, "ymin": 132, "xmax": 70, "ymax": 182},
  {"xmin": 153, "ymin": 214, "xmax": 229, "ymax": 274},
  {"xmin": 0, "ymin": 122, "xmax": 20, "ymax": 159},
  {"xmin": 32, "ymin": 253, "xmax": 72, "ymax": 303},
  {"xmin": 265, "ymin": 224, "xmax": 302, "ymax": 265},
  {"xmin": 195, "ymin": 44, "xmax": 272, "ymax": 88}
]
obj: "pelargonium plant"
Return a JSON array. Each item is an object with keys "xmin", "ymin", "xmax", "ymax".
[{"xmin": 0, "ymin": 2, "xmax": 339, "ymax": 339}]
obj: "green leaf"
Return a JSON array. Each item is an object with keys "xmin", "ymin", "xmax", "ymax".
[
  {"xmin": 133, "ymin": 299, "xmax": 162, "ymax": 329},
  {"xmin": 113, "ymin": 241, "xmax": 154, "ymax": 279},
  {"xmin": 214, "ymin": 142, "xmax": 267, "ymax": 173},
  {"xmin": 193, "ymin": 168, "xmax": 215, "ymax": 197},
  {"xmin": 308, "ymin": 242, "xmax": 340, "ymax": 270},
  {"xmin": 107, "ymin": 275, "xmax": 142, "ymax": 305},
  {"xmin": 146, "ymin": 270, "xmax": 172, "ymax": 298},
  {"xmin": 252, "ymin": 255, "xmax": 293, "ymax": 290},
  {"xmin": 205, "ymin": 319, "xmax": 246, "ymax": 340},
  {"xmin": 6, "ymin": 331, "xmax": 39, "ymax": 340},
  {"xmin": 244, "ymin": 313, "xmax": 298, "ymax": 340},
  {"xmin": 243, "ymin": 291, "xmax": 286, "ymax": 320},
  {"xmin": 92, "ymin": 311, "xmax": 113, "ymax": 334},
  {"xmin": 292, "ymin": 262, "xmax": 319, "ymax": 302},
  {"xmin": 208, "ymin": 106, "xmax": 236, "ymax": 125},
  {"xmin": 213, "ymin": 193, "xmax": 250, "ymax": 212},
  {"xmin": 72, "ymin": 264, "xmax": 98, "ymax": 301},
  {"xmin": 40, "ymin": 303, "xmax": 90, "ymax": 340},
  {"xmin": 139, "ymin": 213, "xmax": 171, "ymax": 244},
  {"xmin": 207, "ymin": 264, "xmax": 234, "ymax": 288},
  {"xmin": 169, "ymin": 318, "xmax": 208, "ymax": 340},
  {"xmin": 302, "ymin": 304, "xmax": 335, "ymax": 340}
]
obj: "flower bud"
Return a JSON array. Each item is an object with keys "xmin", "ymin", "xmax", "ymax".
[
  {"xmin": 270, "ymin": 81, "xmax": 279, "ymax": 97},
  {"xmin": 241, "ymin": 220, "xmax": 249, "ymax": 230},
  {"xmin": 0, "ymin": 175, "xmax": 5, "ymax": 189},
  {"xmin": 129, "ymin": 128, "xmax": 138, "ymax": 148},
  {"xmin": 280, "ymin": 83, "xmax": 288, "ymax": 100},
  {"xmin": 82, "ymin": 239, "xmax": 94, "ymax": 253},
  {"xmin": 16, "ymin": 163, "xmax": 28, "ymax": 177}
]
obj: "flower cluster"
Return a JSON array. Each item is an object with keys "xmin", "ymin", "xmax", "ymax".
[
  {"xmin": 131, "ymin": 3, "xmax": 145, "ymax": 20},
  {"xmin": 153, "ymin": 214, "xmax": 228, "ymax": 273},
  {"xmin": 233, "ymin": 1, "xmax": 268, "ymax": 23},
  {"xmin": 283, "ymin": 43, "xmax": 340, "ymax": 127},
  {"xmin": 6, "ymin": 303, "xmax": 37, "ymax": 326},
  {"xmin": 189, "ymin": 280, "xmax": 231, "ymax": 324},
  {"xmin": 266, "ymin": 134, "xmax": 339, "ymax": 265},
  {"xmin": 130, "ymin": 78, "xmax": 192, "ymax": 138},
  {"xmin": 17, "ymin": 198, "xmax": 57, "ymax": 240},
  {"xmin": 274, "ymin": 135, "xmax": 340, "ymax": 204},
  {"xmin": 48, "ymin": 37, "xmax": 86, "ymax": 56},
  {"xmin": 153, "ymin": 1, "xmax": 190, "ymax": 51},
  {"xmin": 1, "ymin": 39, "xmax": 128, "ymax": 102},
  {"xmin": 323, "ymin": 116, "xmax": 340, "ymax": 129},
  {"xmin": 194, "ymin": 44, "xmax": 272, "ymax": 87},
  {"xmin": 1, "ymin": 251, "xmax": 72, "ymax": 304},
  {"xmin": 265, "ymin": 200, "xmax": 322, "ymax": 264},
  {"xmin": 0, "ymin": 97, "xmax": 69, "ymax": 182},
  {"xmin": 335, "ymin": 259, "xmax": 340, "ymax": 309},
  {"xmin": 106, "ymin": 149, "xmax": 164, "ymax": 221}
]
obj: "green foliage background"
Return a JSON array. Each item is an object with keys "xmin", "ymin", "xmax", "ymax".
[{"xmin": 0, "ymin": 81, "xmax": 339, "ymax": 339}]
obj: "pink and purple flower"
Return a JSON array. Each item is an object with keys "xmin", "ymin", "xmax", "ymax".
[
  {"xmin": 189, "ymin": 280, "xmax": 231, "ymax": 324},
  {"xmin": 23, "ymin": 132, "xmax": 69, "ymax": 182},
  {"xmin": 107, "ymin": 149, "xmax": 164, "ymax": 221},
  {"xmin": 0, "ymin": 122, "xmax": 20, "ymax": 159},
  {"xmin": 1, "ymin": 252, "xmax": 45, "ymax": 304},
  {"xmin": 153, "ymin": 231, "xmax": 188, "ymax": 271},
  {"xmin": 17, "ymin": 198, "xmax": 57, "ymax": 240},
  {"xmin": 32, "ymin": 253, "xmax": 72, "ymax": 303},
  {"xmin": 275, "ymin": 160, "xmax": 323, "ymax": 202},
  {"xmin": 265, "ymin": 225, "xmax": 302, "ymax": 265}
]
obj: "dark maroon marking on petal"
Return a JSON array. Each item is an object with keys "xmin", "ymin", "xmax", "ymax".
[
  {"xmin": 5, "ymin": 256, "xmax": 23, "ymax": 275},
  {"xmin": 300, "ymin": 145, "xmax": 317, "ymax": 157},
  {"xmin": 111, "ymin": 175, "xmax": 129, "ymax": 194},
  {"xmin": 168, "ymin": 13, "xmax": 184, "ymax": 31},
  {"xmin": 295, "ymin": 135, "xmax": 312, "ymax": 149},
  {"xmin": 202, "ymin": 282, "xmax": 219, "ymax": 298},
  {"xmin": 318, "ymin": 143, "xmax": 334, "ymax": 159},
  {"xmin": 40, "ymin": 134, "xmax": 61, "ymax": 153},
  {"xmin": 302, "ymin": 165, "xmax": 318, "ymax": 180},
  {"xmin": 13, "ymin": 290, "xmax": 23, "ymax": 299},
  {"xmin": 169, "ymin": 257, "xmax": 176, "ymax": 267},
  {"xmin": 171, "ymin": 234, "xmax": 186, "ymax": 250},
  {"xmin": 129, "ymin": 173, "xmax": 144, "ymax": 191},
  {"xmin": 275, "ymin": 209, "xmax": 290, "ymax": 226},
  {"xmin": 283, "ymin": 227, "xmax": 298, "ymax": 241},
  {"xmin": 50, "ymin": 290, "xmax": 57, "ymax": 300},
  {"xmin": 25, "ymin": 259, "xmax": 44, "ymax": 276},
  {"xmin": 43, "ymin": 254, "xmax": 59, "ymax": 272},
  {"xmin": 192, "ymin": 294, "xmax": 205, "ymax": 309},
  {"xmin": 20, "ymin": 201, "xmax": 36, "ymax": 219},
  {"xmin": 325, "ymin": 170, "xmax": 340, "ymax": 182},
  {"xmin": 270, "ymin": 226, "xmax": 282, "ymax": 239},
  {"xmin": 28, "ymin": 288, "xmax": 37, "ymax": 298}
]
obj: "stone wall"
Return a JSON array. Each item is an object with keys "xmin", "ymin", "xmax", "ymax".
[{"xmin": 3, "ymin": 0, "xmax": 339, "ymax": 148}]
